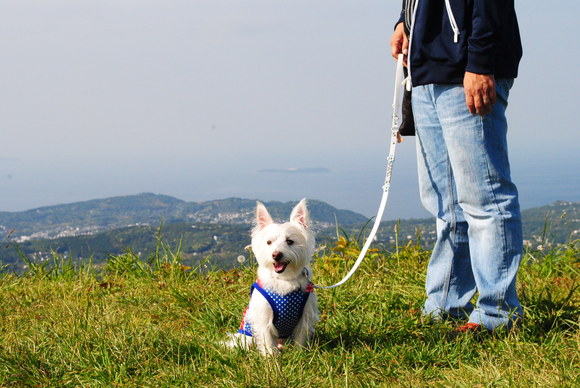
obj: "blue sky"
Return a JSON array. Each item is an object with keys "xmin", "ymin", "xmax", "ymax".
[{"xmin": 1, "ymin": 0, "xmax": 578, "ymax": 218}]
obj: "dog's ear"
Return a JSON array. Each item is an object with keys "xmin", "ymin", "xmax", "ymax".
[
  {"xmin": 255, "ymin": 201, "xmax": 273, "ymax": 230},
  {"xmin": 290, "ymin": 198, "xmax": 310, "ymax": 229}
]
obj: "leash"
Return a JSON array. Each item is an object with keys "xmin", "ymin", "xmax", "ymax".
[{"xmin": 313, "ymin": 54, "xmax": 405, "ymax": 289}]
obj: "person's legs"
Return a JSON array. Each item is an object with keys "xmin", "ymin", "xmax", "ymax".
[
  {"xmin": 432, "ymin": 79, "xmax": 523, "ymax": 329},
  {"xmin": 413, "ymin": 84, "xmax": 476, "ymax": 321}
]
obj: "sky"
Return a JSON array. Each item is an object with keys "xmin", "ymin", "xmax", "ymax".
[{"xmin": 1, "ymin": 0, "xmax": 578, "ymax": 219}]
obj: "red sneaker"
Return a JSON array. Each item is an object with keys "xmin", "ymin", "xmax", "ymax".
[
  {"xmin": 457, "ymin": 322, "xmax": 483, "ymax": 332},
  {"xmin": 449, "ymin": 322, "xmax": 490, "ymax": 340}
]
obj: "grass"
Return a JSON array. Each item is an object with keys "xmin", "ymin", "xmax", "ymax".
[{"xmin": 0, "ymin": 235, "xmax": 578, "ymax": 387}]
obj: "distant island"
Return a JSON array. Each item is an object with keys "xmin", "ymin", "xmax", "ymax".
[{"xmin": 1, "ymin": 193, "xmax": 577, "ymax": 272}]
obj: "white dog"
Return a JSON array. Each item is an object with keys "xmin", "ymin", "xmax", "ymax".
[{"xmin": 225, "ymin": 199, "xmax": 319, "ymax": 355}]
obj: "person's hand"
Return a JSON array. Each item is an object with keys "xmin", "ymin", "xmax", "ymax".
[
  {"xmin": 390, "ymin": 22, "xmax": 408, "ymax": 66},
  {"xmin": 463, "ymin": 72, "xmax": 496, "ymax": 115}
]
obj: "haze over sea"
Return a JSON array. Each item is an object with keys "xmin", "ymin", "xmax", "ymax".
[{"xmin": 1, "ymin": 143, "xmax": 577, "ymax": 220}]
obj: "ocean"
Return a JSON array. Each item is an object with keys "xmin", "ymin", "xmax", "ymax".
[{"xmin": 1, "ymin": 142, "xmax": 578, "ymax": 219}]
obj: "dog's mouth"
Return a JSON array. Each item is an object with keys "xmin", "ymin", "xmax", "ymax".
[{"xmin": 273, "ymin": 261, "xmax": 288, "ymax": 274}]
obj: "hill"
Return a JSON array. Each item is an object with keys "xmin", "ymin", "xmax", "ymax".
[
  {"xmin": 4, "ymin": 223, "xmax": 251, "ymax": 271},
  {"xmin": 372, "ymin": 200, "xmax": 579, "ymax": 251},
  {"xmin": 0, "ymin": 194, "xmax": 369, "ymax": 271},
  {"xmin": 1, "ymin": 195, "xmax": 577, "ymax": 273},
  {"xmin": 0, "ymin": 193, "xmax": 367, "ymax": 241},
  {"xmin": 519, "ymin": 200, "xmax": 580, "ymax": 247}
]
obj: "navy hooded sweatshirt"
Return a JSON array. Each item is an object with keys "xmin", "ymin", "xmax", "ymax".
[{"xmin": 398, "ymin": 0, "xmax": 523, "ymax": 87}]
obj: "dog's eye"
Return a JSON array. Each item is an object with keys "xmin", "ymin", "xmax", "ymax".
[
  {"xmin": 286, "ymin": 239, "xmax": 294, "ymax": 246},
  {"xmin": 267, "ymin": 240, "xmax": 272, "ymax": 245}
]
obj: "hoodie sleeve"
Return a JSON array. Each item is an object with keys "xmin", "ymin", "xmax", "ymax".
[
  {"xmin": 466, "ymin": 0, "xmax": 503, "ymax": 75},
  {"xmin": 394, "ymin": 14, "xmax": 404, "ymax": 30},
  {"xmin": 394, "ymin": 2, "xmax": 404, "ymax": 30}
]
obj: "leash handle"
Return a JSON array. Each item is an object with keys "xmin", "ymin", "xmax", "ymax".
[{"xmin": 313, "ymin": 54, "xmax": 405, "ymax": 289}]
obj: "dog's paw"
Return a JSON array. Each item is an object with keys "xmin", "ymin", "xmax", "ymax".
[
  {"xmin": 221, "ymin": 333, "xmax": 251, "ymax": 350},
  {"xmin": 276, "ymin": 338, "xmax": 286, "ymax": 351}
]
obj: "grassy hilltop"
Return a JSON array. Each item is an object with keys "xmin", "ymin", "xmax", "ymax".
[{"xmin": 0, "ymin": 233, "xmax": 578, "ymax": 387}]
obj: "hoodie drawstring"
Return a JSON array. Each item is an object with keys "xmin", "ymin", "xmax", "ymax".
[
  {"xmin": 444, "ymin": 0, "xmax": 460, "ymax": 43},
  {"xmin": 406, "ymin": 0, "xmax": 459, "ymax": 90}
]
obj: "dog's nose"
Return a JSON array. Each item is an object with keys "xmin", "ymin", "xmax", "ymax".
[{"xmin": 272, "ymin": 251, "xmax": 283, "ymax": 262}]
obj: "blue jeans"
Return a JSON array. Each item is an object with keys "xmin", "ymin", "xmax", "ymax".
[{"xmin": 412, "ymin": 79, "xmax": 523, "ymax": 330}]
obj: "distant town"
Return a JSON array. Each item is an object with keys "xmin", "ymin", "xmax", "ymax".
[{"xmin": 1, "ymin": 194, "xmax": 577, "ymax": 272}]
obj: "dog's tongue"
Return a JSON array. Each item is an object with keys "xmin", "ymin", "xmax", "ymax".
[{"xmin": 274, "ymin": 262, "xmax": 286, "ymax": 273}]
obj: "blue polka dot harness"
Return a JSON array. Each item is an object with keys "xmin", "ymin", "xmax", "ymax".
[{"xmin": 238, "ymin": 281, "xmax": 312, "ymax": 339}]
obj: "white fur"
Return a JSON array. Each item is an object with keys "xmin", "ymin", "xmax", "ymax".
[{"xmin": 224, "ymin": 199, "xmax": 320, "ymax": 355}]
